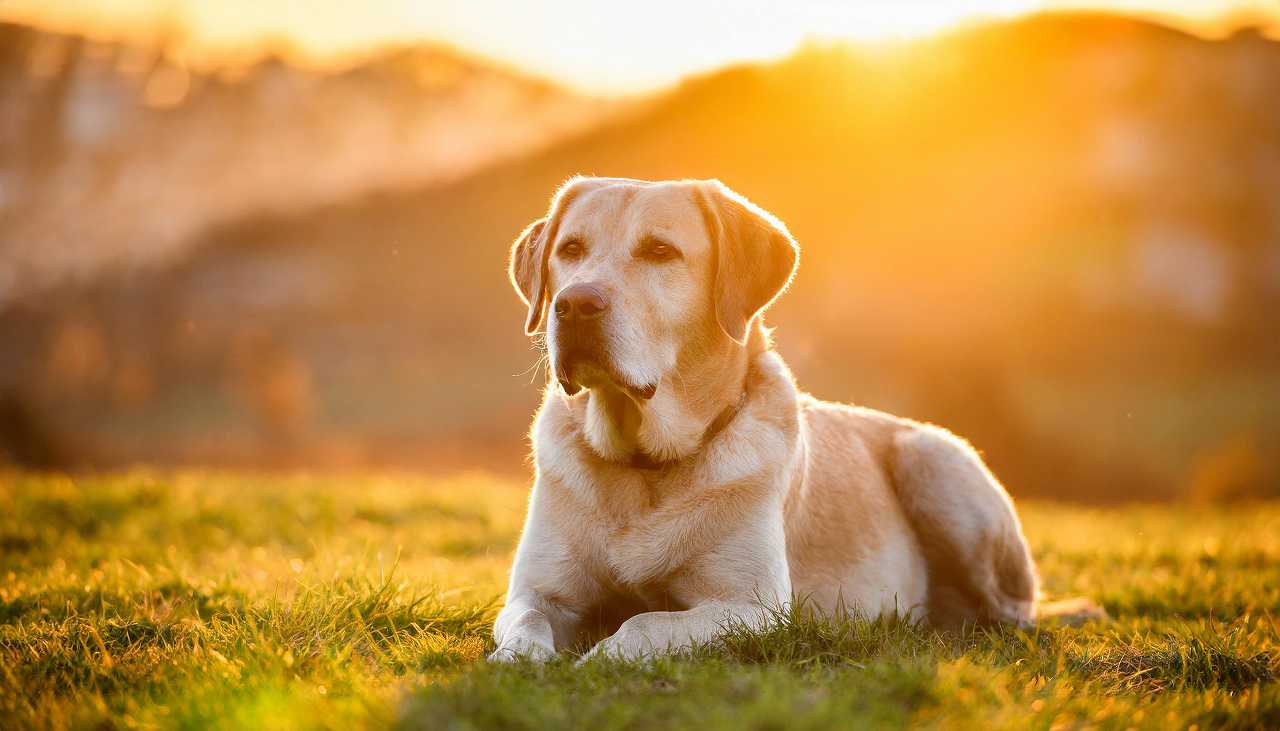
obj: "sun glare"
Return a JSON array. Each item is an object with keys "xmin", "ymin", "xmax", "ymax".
[
  {"xmin": 802, "ymin": 1, "xmax": 1039, "ymax": 43},
  {"xmin": 0, "ymin": 0, "xmax": 1276, "ymax": 92}
]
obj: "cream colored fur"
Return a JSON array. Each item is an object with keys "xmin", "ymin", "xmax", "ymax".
[{"xmin": 491, "ymin": 177, "xmax": 1053, "ymax": 663}]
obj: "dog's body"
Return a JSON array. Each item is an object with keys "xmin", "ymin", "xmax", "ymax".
[{"xmin": 492, "ymin": 177, "xmax": 1050, "ymax": 662}]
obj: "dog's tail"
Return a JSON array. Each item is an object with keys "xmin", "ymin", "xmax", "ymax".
[{"xmin": 1036, "ymin": 596, "xmax": 1108, "ymax": 626}]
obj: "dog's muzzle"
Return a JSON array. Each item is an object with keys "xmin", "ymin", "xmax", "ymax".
[
  {"xmin": 550, "ymin": 284, "xmax": 656, "ymax": 400},
  {"xmin": 552, "ymin": 324, "xmax": 606, "ymax": 398}
]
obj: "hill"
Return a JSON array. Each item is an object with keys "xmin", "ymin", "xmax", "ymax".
[{"xmin": 0, "ymin": 21, "xmax": 611, "ymax": 302}]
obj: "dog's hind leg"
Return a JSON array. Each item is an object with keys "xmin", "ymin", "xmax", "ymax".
[{"xmin": 889, "ymin": 424, "xmax": 1039, "ymax": 628}]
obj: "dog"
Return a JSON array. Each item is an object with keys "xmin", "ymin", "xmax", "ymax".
[{"xmin": 490, "ymin": 176, "xmax": 1096, "ymax": 663}]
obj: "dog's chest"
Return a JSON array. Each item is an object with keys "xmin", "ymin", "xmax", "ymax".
[{"xmin": 582, "ymin": 473, "xmax": 692, "ymax": 591}]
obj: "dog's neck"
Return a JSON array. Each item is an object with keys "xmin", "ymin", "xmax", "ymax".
[{"xmin": 571, "ymin": 323, "xmax": 764, "ymax": 466}]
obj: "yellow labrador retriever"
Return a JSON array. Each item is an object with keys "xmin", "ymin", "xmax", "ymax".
[{"xmin": 491, "ymin": 176, "xmax": 1082, "ymax": 663}]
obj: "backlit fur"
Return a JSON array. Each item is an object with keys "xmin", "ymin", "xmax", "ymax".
[{"xmin": 493, "ymin": 177, "xmax": 1062, "ymax": 663}]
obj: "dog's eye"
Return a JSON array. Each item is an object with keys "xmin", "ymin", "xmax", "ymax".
[
  {"xmin": 557, "ymin": 239, "xmax": 584, "ymax": 260},
  {"xmin": 637, "ymin": 237, "xmax": 680, "ymax": 262}
]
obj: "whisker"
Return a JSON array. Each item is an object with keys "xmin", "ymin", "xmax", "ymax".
[{"xmin": 514, "ymin": 334, "xmax": 551, "ymax": 384}]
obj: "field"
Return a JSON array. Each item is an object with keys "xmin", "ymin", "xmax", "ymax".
[{"xmin": 2, "ymin": 471, "xmax": 1278, "ymax": 730}]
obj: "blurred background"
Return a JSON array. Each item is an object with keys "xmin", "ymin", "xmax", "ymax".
[{"xmin": 1, "ymin": 1, "xmax": 1278, "ymax": 502}]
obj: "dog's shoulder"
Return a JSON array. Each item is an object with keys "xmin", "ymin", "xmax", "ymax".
[{"xmin": 795, "ymin": 394, "xmax": 922, "ymax": 468}]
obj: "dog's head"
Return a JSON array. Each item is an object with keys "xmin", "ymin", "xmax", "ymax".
[{"xmin": 509, "ymin": 177, "xmax": 798, "ymax": 400}]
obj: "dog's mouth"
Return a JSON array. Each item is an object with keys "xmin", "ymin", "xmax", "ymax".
[{"xmin": 555, "ymin": 350, "xmax": 657, "ymax": 401}]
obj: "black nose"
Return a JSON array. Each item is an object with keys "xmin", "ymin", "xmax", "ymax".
[{"xmin": 554, "ymin": 284, "xmax": 608, "ymax": 321}]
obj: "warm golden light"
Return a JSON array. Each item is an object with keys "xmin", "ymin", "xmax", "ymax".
[{"xmin": 2, "ymin": 0, "xmax": 1276, "ymax": 92}]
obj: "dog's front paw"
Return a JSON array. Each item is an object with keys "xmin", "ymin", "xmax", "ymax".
[
  {"xmin": 487, "ymin": 639, "xmax": 557, "ymax": 664},
  {"xmin": 576, "ymin": 622, "xmax": 661, "ymax": 665}
]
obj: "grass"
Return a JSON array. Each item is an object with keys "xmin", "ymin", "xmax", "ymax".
[{"xmin": 1, "ymin": 471, "xmax": 1277, "ymax": 729}]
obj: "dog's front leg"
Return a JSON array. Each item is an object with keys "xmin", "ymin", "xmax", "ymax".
[
  {"xmin": 576, "ymin": 601, "xmax": 771, "ymax": 664},
  {"xmin": 489, "ymin": 594, "xmax": 576, "ymax": 663},
  {"xmin": 489, "ymin": 477, "xmax": 602, "ymax": 663}
]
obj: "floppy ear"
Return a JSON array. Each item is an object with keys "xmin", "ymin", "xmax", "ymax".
[
  {"xmin": 509, "ymin": 217, "xmax": 549, "ymax": 335},
  {"xmin": 508, "ymin": 177, "xmax": 593, "ymax": 335},
  {"xmin": 697, "ymin": 180, "xmax": 799, "ymax": 344}
]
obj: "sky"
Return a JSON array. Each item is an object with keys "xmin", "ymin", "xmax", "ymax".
[{"xmin": 3, "ymin": 0, "xmax": 1277, "ymax": 93}]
